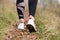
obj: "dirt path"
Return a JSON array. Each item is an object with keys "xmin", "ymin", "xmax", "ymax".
[{"xmin": 4, "ymin": 24, "xmax": 39, "ymax": 40}]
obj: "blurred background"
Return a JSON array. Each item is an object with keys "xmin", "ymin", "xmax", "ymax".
[{"xmin": 0, "ymin": 0, "xmax": 60, "ymax": 40}]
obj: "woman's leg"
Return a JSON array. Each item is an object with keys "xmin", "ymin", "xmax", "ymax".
[
  {"xmin": 16, "ymin": 0, "xmax": 25, "ymax": 19},
  {"xmin": 28, "ymin": 0, "xmax": 38, "ymax": 17},
  {"xmin": 16, "ymin": 0, "xmax": 25, "ymax": 29},
  {"xmin": 26, "ymin": 0, "xmax": 38, "ymax": 33}
]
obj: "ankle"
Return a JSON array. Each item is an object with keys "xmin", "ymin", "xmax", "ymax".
[
  {"xmin": 29, "ymin": 15, "xmax": 34, "ymax": 20},
  {"xmin": 19, "ymin": 19, "xmax": 24, "ymax": 23}
]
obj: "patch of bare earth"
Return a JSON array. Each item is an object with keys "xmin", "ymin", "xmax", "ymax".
[{"xmin": 4, "ymin": 25, "xmax": 39, "ymax": 40}]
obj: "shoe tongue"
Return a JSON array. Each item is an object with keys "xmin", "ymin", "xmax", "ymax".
[{"xmin": 29, "ymin": 19, "xmax": 34, "ymax": 22}]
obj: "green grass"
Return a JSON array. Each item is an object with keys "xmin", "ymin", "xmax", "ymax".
[{"xmin": 36, "ymin": 7, "xmax": 60, "ymax": 40}]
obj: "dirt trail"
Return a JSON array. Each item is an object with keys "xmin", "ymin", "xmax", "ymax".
[{"xmin": 4, "ymin": 24, "xmax": 39, "ymax": 40}]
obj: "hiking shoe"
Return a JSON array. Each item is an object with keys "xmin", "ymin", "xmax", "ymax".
[
  {"xmin": 18, "ymin": 22, "xmax": 25, "ymax": 30},
  {"xmin": 26, "ymin": 19, "xmax": 37, "ymax": 33}
]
